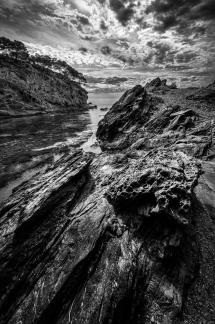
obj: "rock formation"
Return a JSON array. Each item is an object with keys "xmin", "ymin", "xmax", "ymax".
[
  {"xmin": 0, "ymin": 81, "xmax": 215, "ymax": 323},
  {"xmin": 145, "ymin": 77, "xmax": 177, "ymax": 93},
  {"xmin": 207, "ymin": 79, "xmax": 215, "ymax": 90},
  {"xmin": 186, "ymin": 79, "xmax": 215, "ymax": 104},
  {"xmin": 0, "ymin": 38, "xmax": 88, "ymax": 118}
]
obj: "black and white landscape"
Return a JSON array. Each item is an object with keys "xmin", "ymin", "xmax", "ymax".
[{"xmin": 0, "ymin": 1, "xmax": 215, "ymax": 323}]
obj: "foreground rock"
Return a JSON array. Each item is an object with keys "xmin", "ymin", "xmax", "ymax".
[{"xmin": 0, "ymin": 82, "xmax": 215, "ymax": 323}]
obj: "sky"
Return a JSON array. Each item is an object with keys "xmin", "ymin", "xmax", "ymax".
[{"xmin": 0, "ymin": 0, "xmax": 214, "ymax": 91}]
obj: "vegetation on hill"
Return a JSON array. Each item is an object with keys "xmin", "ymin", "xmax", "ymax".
[
  {"xmin": 0, "ymin": 36, "xmax": 88, "ymax": 117},
  {"xmin": 0, "ymin": 36, "xmax": 86, "ymax": 83}
]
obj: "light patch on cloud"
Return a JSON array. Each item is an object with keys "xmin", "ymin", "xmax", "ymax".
[{"xmin": 0, "ymin": 0, "xmax": 214, "ymax": 88}]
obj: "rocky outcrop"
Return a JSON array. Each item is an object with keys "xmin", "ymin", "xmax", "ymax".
[
  {"xmin": 186, "ymin": 80, "xmax": 215, "ymax": 104},
  {"xmin": 186, "ymin": 89, "xmax": 215, "ymax": 103},
  {"xmin": 145, "ymin": 77, "xmax": 177, "ymax": 93},
  {"xmin": 0, "ymin": 81, "xmax": 215, "ymax": 323},
  {"xmin": 0, "ymin": 54, "xmax": 87, "ymax": 118},
  {"xmin": 145, "ymin": 77, "xmax": 164, "ymax": 89},
  {"xmin": 97, "ymin": 86, "xmax": 213, "ymax": 156},
  {"xmin": 96, "ymin": 85, "xmax": 163, "ymax": 150},
  {"xmin": 207, "ymin": 79, "xmax": 215, "ymax": 90}
]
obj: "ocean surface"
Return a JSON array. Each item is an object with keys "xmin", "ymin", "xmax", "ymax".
[{"xmin": 0, "ymin": 91, "xmax": 123, "ymax": 204}]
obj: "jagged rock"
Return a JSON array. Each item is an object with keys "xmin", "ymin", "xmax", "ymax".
[
  {"xmin": 145, "ymin": 77, "xmax": 176, "ymax": 92},
  {"xmin": 146, "ymin": 107, "xmax": 198, "ymax": 133},
  {"xmin": 97, "ymin": 85, "xmax": 213, "ymax": 157},
  {"xmin": 1, "ymin": 80, "xmax": 215, "ymax": 323},
  {"xmin": 145, "ymin": 77, "xmax": 163, "ymax": 88},
  {"xmin": 96, "ymin": 85, "xmax": 162, "ymax": 150}
]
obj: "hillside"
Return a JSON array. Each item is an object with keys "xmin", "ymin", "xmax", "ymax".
[{"xmin": 0, "ymin": 37, "xmax": 88, "ymax": 118}]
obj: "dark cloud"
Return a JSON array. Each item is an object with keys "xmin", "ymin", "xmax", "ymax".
[
  {"xmin": 79, "ymin": 47, "xmax": 88, "ymax": 53},
  {"xmin": 97, "ymin": 0, "xmax": 106, "ymax": 4},
  {"xmin": 109, "ymin": 0, "xmax": 135, "ymax": 26},
  {"xmin": 191, "ymin": 0, "xmax": 215, "ymax": 20},
  {"xmin": 176, "ymin": 51, "xmax": 198, "ymax": 63},
  {"xmin": 81, "ymin": 35, "xmax": 97, "ymax": 41},
  {"xmin": 115, "ymin": 54, "xmax": 136, "ymax": 65},
  {"xmin": 165, "ymin": 64, "xmax": 193, "ymax": 71},
  {"xmin": 145, "ymin": 41, "xmax": 198, "ymax": 68},
  {"xmin": 0, "ymin": 0, "xmax": 57, "ymax": 23},
  {"xmin": 146, "ymin": 41, "xmax": 176, "ymax": 65},
  {"xmin": 101, "ymin": 45, "xmax": 112, "ymax": 55},
  {"xmin": 77, "ymin": 15, "xmax": 90, "ymax": 25},
  {"xmin": 143, "ymin": 52, "xmax": 154, "ymax": 64},
  {"xmin": 146, "ymin": 0, "xmax": 215, "ymax": 33},
  {"xmin": 100, "ymin": 20, "xmax": 108, "ymax": 31},
  {"xmin": 0, "ymin": 0, "xmax": 59, "ymax": 41},
  {"xmin": 135, "ymin": 18, "xmax": 149, "ymax": 29}
]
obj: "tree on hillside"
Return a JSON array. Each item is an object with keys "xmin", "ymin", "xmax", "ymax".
[
  {"xmin": 0, "ymin": 37, "xmax": 29, "ymax": 61},
  {"xmin": 0, "ymin": 36, "xmax": 86, "ymax": 84},
  {"xmin": 30, "ymin": 54, "xmax": 86, "ymax": 83}
]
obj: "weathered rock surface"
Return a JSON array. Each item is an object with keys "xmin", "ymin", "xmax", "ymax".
[
  {"xmin": 0, "ymin": 81, "xmax": 215, "ymax": 323},
  {"xmin": 96, "ymin": 85, "xmax": 163, "ymax": 150}
]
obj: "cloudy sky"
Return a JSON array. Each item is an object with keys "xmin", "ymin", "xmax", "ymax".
[{"xmin": 0, "ymin": 0, "xmax": 214, "ymax": 90}]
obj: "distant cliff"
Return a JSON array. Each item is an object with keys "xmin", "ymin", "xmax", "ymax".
[{"xmin": 0, "ymin": 37, "xmax": 88, "ymax": 118}]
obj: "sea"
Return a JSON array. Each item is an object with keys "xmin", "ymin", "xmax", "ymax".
[{"xmin": 0, "ymin": 92, "xmax": 123, "ymax": 204}]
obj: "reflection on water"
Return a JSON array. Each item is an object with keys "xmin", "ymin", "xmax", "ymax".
[{"xmin": 0, "ymin": 91, "xmax": 123, "ymax": 204}]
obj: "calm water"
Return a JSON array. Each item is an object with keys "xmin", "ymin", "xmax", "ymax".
[{"xmin": 0, "ymin": 92, "xmax": 123, "ymax": 204}]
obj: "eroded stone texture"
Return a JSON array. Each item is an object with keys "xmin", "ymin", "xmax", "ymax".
[
  {"xmin": 0, "ymin": 81, "xmax": 215, "ymax": 324},
  {"xmin": 106, "ymin": 151, "xmax": 200, "ymax": 225}
]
